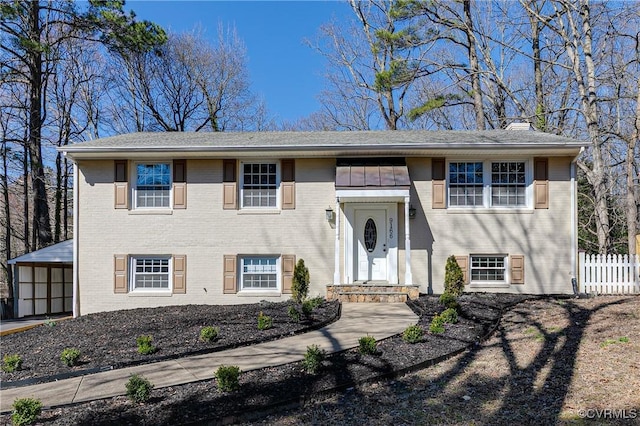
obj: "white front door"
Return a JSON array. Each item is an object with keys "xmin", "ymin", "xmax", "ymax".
[{"xmin": 356, "ymin": 209, "xmax": 388, "ymax": 281}]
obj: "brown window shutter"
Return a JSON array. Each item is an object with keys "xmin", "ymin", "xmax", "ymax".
[
  {"xmin": 281, "ymin": 254, "xmax": 295, "ymax": 294},
  {"xmin": 510, "ymin": 255, "xmax": 525, "ymax": 284},
  {"xmin": 432, "ymin": 158, "xmax": 446, "ymax": 209},
  {"xmin": 173, "ymin": 255, "xmax": 187, "ymax": 294},
  {"xmin": 455, "ymin": 255, "xmax": 469, "ymax": 285},
  {"xmin": 223, "ymin": 255, "xmax": 237, "ymax": 294},
  {"xmin": 223, "ymin": 159, "xmax": 237, "ymax": 210},
  {"xmin": 114, "ymin": 255, "xmax": 128, "ymax": 293},
  {"xmin": 534, "ymin": 157, "xmax": 549, "ymax": 209},
  {"xmin": 281, "ymin": 159, "xmax": 295, "ymax": 209},
  {"xmin": 115, "ymin": 160, "xmax": 128, "ymax": 182},
  {"xmin": 173, "ymin": 160, "xmax": 187, "ymax": 209},
  {"xmin": 114, "ymin": 160, "xmax": 129, "ymax": 209}
]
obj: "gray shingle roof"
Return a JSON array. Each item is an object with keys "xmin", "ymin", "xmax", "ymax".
[{"xmin": 60, "ymin": 130, "xmax": 587, "ymax": 159}]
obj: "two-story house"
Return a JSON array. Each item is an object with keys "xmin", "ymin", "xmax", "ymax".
[{"xmin": 52, "ymin": 128, "xmax": 585, "ymax": 316}]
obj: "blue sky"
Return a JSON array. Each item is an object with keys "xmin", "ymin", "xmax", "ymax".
[{"xmin": 127, "ymin": 1, "xmax": 352, "ymax": 124}]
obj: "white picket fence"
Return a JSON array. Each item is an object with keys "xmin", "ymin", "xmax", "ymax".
[{"xmin": 578, "ymin": 252, "xmax": 640, "ymax": 294}]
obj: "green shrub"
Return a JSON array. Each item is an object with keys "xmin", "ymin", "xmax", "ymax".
[
  {"xmin": 444, "ymin": 255, "xmax": 465, "ymax": 297},
  {"xmin": 199, "ymin": 326, "xmax": 219, "ymax": 343},
  {"xmin": 43, "ymin": 318, "xmax": 56, "ymax": 328},
  {"xmin": 11, "ymin": 398, "xmax": 42, "ymax": 426},
  {"xmin": 60, "ymin": 348, "xmax": 81, "ymax": 367},
  {"xmin": 287, "ymin": 304, "xmax": 301, "ymax": 322},
  {"xmin": 257, "ymin": 311, "xmax": 273, "ymax": 330},
  {"xmin": 292, "ymin": 258, "xmax": 310, "ymax": 303},
  {"xmin": 136, "ymin": 335, "xmax": 156, "ymax": 355},
  {"xmin": 2, "ymin": 354, "xmax": 23, "ymax": 373},
  {"xmin": 439, "ymin": 292, "xmax": 459, "ymax": 310},
  {"xmin": 358, "ymin": 335, "xmax": 378, "ymax": 355},
  {"xmin": 215, "ymin": 365, "xmax": 241, "ymax": 392},
  {"xmin": 301, "ymin": 299, "xmax": 314, "ymax": 317},
  {"xmin": 125, "ymin": 374, "xmax": 154, "ymax": 403},
  {"xmin": 429, "ymin": 315, "xmax": 446, "ymax": 334},
  {"xmin": 440, "ymin": 307, "xmax": 459, "ymax": 324},
  {"xmin": 402, "ymin": 324, "xmax": 424, "ymax": 344},
  {"xmin": 302, "ymin": 344, "xmax": 326, "ymax": 374}
]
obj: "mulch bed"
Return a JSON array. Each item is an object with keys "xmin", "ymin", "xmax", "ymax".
[
  {"xmin": 0, "ymin": 294, "xmax": 532, "ymax": 425},
  {"xmin": 1, "ymin": 299, "xmax": 340, "ymax": 386}
]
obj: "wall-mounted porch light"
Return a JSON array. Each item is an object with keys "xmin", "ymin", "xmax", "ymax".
[
  {"xmin": 325, "ymin": 206, "xmax": 334, "ymax": 221},
  {"xmin": 409, "ymin": 205, "xmax": 417, "ymax": 219}
]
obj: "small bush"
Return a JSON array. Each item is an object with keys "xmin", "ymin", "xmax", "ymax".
[
  {"xmin": 302, "ymin": 344, "xmax": 326, "ymax": 374},
  {"xmin": 43, "ymin": 318, "xmax": 56, "ymax": 328},
  {"xmin": 358, "ymin": 335, "xmax": 378, "ymax": 355},
  {"xmin": 292, "ymin": 258, "xmax": 310, "ymax": 303},
  {"xmin": 60, "ymin": 348, "xmax": 81, "ymax": 367},
  {"xmin": 2, "ymin": 354, "xmax": 23, "ymax": 372},
  {"xmin": 215, "ymin": 365, "xmax": 241, "ymax": 392},
  {"xmin": 301, "ymin": 299, "xmax": 314, "ymax": 317},
  {"xmin": 402, "ymin": 324, "xmax": 424, "ymax": 343},
  {"xmin": 257, "ymin": 311, "xmax": 273, "ymax": 330},
  {"xmin": 199, "ymin": 326, "xmax": 219, "ymax": 343},
  {"xmin": 11, "ymin": 398, "xmax": 42, "ymax": 426},
  {"xmin": 125, "ymin": 374, "xmax": 154, "ymax": 403},
  {"xmin": 287, "ymin": 304, "xmax": 301, "ymax": 322},
  {"xmin": 136, "ymin": 335, "xmax": 156, "ymax": 355},
  {"xmin": 439, "ymin": 292, "xmax": 459, "ymax": 310},
  {"xmin": 440, "ymin": 307, "xmax": 459, "ymax": 324},
  {"xmin": 429, "ymin": 315, "xmax": 446, "ymax": 334},
  {"xmin": 444, "ymin": 255, "xmax": 465, "ymax": 297}
]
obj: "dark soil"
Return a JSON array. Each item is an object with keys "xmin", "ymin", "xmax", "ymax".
[
  {"xmin": 1, "ymin": 299, "xmax": 340, "ymax": 386},
  {"xmin": 0, "ymin": 294, "xmax": 531, "ymax": 425}
]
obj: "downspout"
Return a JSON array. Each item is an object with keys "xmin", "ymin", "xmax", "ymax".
[
  {"xmin": 72, "ymin": 161, "xmax": 79, "ymax": 317},
  {"xmin": 571, "ymin": 147, "xmax": 585, "ymax": 294}
]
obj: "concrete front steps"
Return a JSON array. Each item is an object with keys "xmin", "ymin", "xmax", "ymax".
[{"xmin": 326, "ymin": 283, "xmax": 420, "ymax": 303}]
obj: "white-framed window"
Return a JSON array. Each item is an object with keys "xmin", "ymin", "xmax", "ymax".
[
  {"xmin": 449, "ymin": 161, "xmax": 484, "ymax": 206},
  {"xmin": 240, "ymin": 256, "xmax": 279, "ymax": 290},
  {"xmin": 241, "ymin": 161, "xmax": 279, "ymax": 208},
  {"xmin": 470, "ymin": 255, "xmax": 507, "ymax": 283},
  {"xmin": 448, "ymin": 160, "xmax": 530, "ymax": 208},
  {"xmin": 134, "ymin": 163, "xmax": 171, "ymax": 208},
  {"xmin": 490, "ymin": 162, "xmax": 526, "ymax": 206},
  {"xmin": 130, "ymin": 256, "xmax": 171, "ymax": 291}
]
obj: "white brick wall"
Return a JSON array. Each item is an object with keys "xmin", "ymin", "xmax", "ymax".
[{"xmin": 76, "ymin": 156, "xmax": 575, "ymax": 314}]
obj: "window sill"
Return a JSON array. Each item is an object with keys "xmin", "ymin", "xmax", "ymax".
[
  {"xmin": 447, "ymin": 208, "xmax": 533, "ymax": 214},
  {"xmin": 236, "ymin": 291, "xmax": 282, "ymax": 297},
  {"xmin": 128, "ymin": 291, "xmax": 173, "ymax": 297},
  {"xmin": 128, "ymin": 209, "xmax": 173, "ymax": 215},
  {"xmin": 469, "ymin": 283, "xmax": 510, "ymax": 288},
  {"xmin": 237, "ymin": 209, "xmax": 281, "ymax": 215}
]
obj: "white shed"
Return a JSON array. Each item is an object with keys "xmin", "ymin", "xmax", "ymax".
[{"xmin": 8, "ymin": 240, "xmax": 73, "ymax": 318}]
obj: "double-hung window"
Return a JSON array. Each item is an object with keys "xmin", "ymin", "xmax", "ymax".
[
  {"xmin": 241, "ymin": 257, "xmax": 279, "ymax": 290},
  {"xmin": 491, "ymin": 162, "xmax": 526, "ymax": 206},
  {"xmin": 135, "ymin": 163, "xmax": 171, "ymax": 208},
  {"xmin": 470, "ymin": 255, "xmax": 507, "ymax": 283},
  {"xmin": 449, "ymin": 162, "xmax": 484, "ymax": 206},
  {"xmin": 448, "ymin": 160, "xmax": 529, "ymax": 208},
  {"xmin": 241, "ymin": 162, "xmax": 278, "ymax": 208},
  {"xmin": 131, "ymin": 256, "xmax": 171, "ymax": 291}
]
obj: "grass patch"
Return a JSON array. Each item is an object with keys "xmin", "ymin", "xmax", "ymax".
[
  {"xmin": 524, "ymin": 327, "xmax": 544, "ymax": 341},
  {"xmin": 600, "ymin": 336, "xmax": 630, "ymax": 348}
]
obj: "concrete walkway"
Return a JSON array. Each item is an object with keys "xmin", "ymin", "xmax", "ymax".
[
  {"xmin": 0, "ymin": 315, "xmax": 71, "ymax": 336},
  {"xmin": 0, "ymin": 303, "xmax": 417, "ymax": 413}
]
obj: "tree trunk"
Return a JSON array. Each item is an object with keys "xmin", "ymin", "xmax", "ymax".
[
  {"xmin": 528, "ymin": 2, "xmax": 546, "ymax": 130},
  {"xmin": 628, "ymin": 75, "xmax": 640, "ymax": 255},
  {"xmin": 2, "ymin": 140, "xmax": 15, "ymax": 319},
  {"xmin": 464, "ymin": 0, "xmax": 485, "ymax": 130},
  {"xmin": 28, "ymin": 1, "xmax": 52, "ymax": 250}
]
